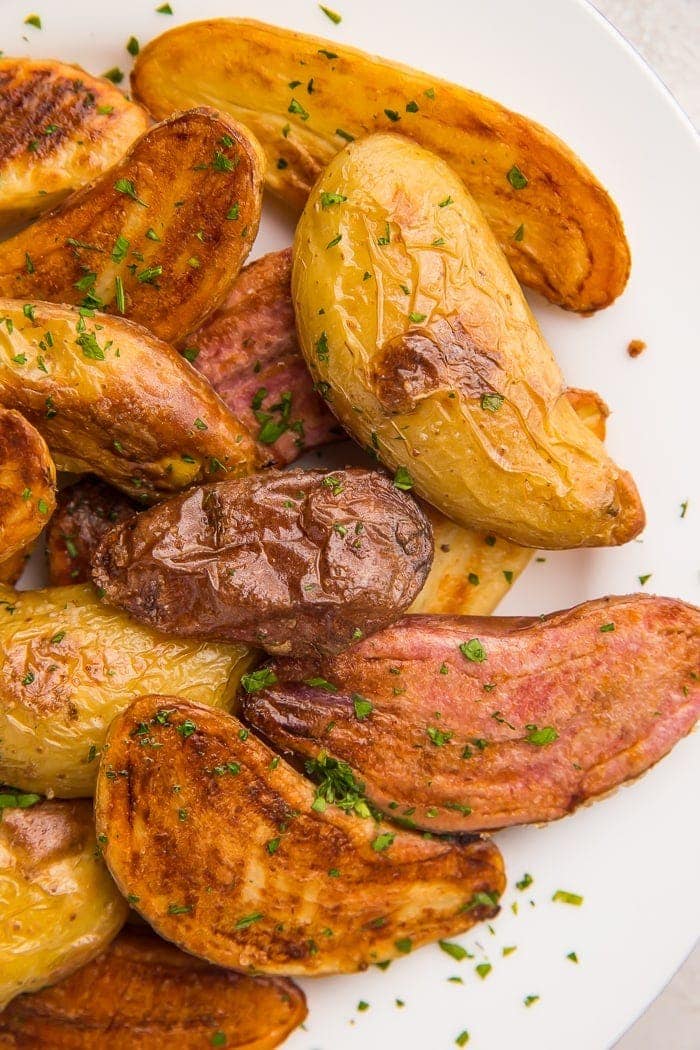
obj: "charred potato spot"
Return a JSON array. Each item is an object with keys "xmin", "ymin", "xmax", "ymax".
[
  {"xmin": 91, "ymin": 469, "xmax": 433, "ymax": 656},
  {"xmin": 95, "ymin": 696, "xmax": 505, "ymax": 975},
  {"xmin": 0, "ymin": 108, "xmax": 265, "ymax": 347},
  {"xmin": 0, "ymin": 583, "xmax": 254, "ymax": 797},
  {"xmin": 0, "ymin": 58, "xmax": 148, "ymax": 232},
  {"xmin": 0, "ymin": 408, "xmax": 56, "ymax": 564},
  {"xmin": 0, "ymin": 799, "xmax": 128, "ymax": 1010}
]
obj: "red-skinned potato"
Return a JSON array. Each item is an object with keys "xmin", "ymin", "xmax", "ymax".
[{"xmin": 46, "ymin": 477, "xmax": 136, "ymax": 586}]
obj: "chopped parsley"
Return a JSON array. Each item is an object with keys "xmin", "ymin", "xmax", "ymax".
[
  {"xmin": 241, "ymin": 667, "xmax": 277, "ymax": 693},
  {"xmin": 234, "ymin": 912, "xmax": 264, "ymax": 929},
  {"xmin": 525, "ymin": 725, "xmax": 558, "ymax": 746},
  {"xmin": 353, "ymin": 694, "xmax": 373, "ymax": 720},
  {"xmin": 507, "ymin": 165, "xmax": 528, "ymax": 190},
  {"xmin": 459, "ymin": 638, "xmax": 486, "ymax": 663},
  {"xmin": 480, "ymin": 393, "xmax": 504, "ymax": 412},
  {"xmin": 552, "ymin": 889, "xmax": 583, "ymax": 906},
  {"xmin": 371, "ymin": 832, "xmax": 395, "ymax": 852},
  {"xmin": 393, "ymin": 466, "xmax": 413, "ymax": 491},
  {"xmin": 319, "ymin": 4, "xmax": 342, "ymax": 23},
  {"xmin": 306, "ymin": 752, "xmax": 370, "ymax": 818},
  {"xmin": 320, "ymin": 191, "xmax": 347, "ymax": 208},
  {"xmin": 439, "ymin": 940, "xmax": 469, "ymax": 961}
]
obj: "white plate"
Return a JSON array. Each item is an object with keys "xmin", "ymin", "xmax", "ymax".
[{"xmin": 4, "ymin": 0, "xmax": 699, "ymax": 1046}]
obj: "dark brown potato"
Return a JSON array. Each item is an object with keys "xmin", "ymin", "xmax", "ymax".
[
  {"xmin": 0, "ymin": 108, "xmax": 264, "ymax": 346},
  {"xmin": 0, "ymin": 927, "xmax": 307, "ymax": 1050},
  {"xmin": 189, "ymin": 247, "xmax": 342, "ymax": 465},
  {"xmin": 47, "ymin": 478, "xmax": 136, "ymax": 586},
  {"xmin": 243, "ymin": 595, "xmax": 700, "ymax": 833},
  {"xmin": 95, "ymin": 696, "xmax": 505, "ymax": 975},
  {"xmin": 92, "ymin": 468, "xmax": 433, "ymax": 656}
]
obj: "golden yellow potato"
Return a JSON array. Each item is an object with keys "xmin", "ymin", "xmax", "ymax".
[
  {"xmin": 292, "ymin": 133, "xmax": 644, "ymax": 550},
  {"xmin": 0, "ymin": 108, "xmax": 265, "ymax": 348},
  {"xmin": 0, "ymin": 408, "xmax": 56, "ymax": 569},
  {"xmin": 0, "ymin": 58, "xmax": 148, "ymax": 233},
  {"xmin": 132, "ymin": 18, "xmax": 630, "ymax": 312},
  {"xmin": 0, "ymin": 300, "xmax": 259, "ymax": 501},
  {"xmin": 0, "ymin": 584, "xmax": 253, "ymax": 797},
  {"xmin": 0, "ymin": 798, "xmax": 128, "ymax": 1010}
]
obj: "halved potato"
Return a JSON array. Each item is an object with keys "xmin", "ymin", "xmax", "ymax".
[
  {"xmin": 0, "ymin": 58, "xmax": 148, "ymax": 233},
  {"xmin": 0, "ymin": 927, "xmax": 307, "ymax": 1049},
  {"xmin": 132, "ymin": 18, "xmax": 630, "ymax": 312},
  {"xmin": 0, "ymin": 299, "xmax": 259, "ymax": 500},
  {"xmin": 0, "ymin": 407, "xmax": 56, "ymax": 569},
  {"xmin": 0, "ymin": 108, "xmax": 265, "ymax": 346},
  {"xmin": 0, "ymin": 798, "xmax": 128, "ymax": 1010},
  {"xmin": 95, "ymin": 696, "xmax": 505, "ymax": 975},
  {"xmin": 293, "ymin": 133, "xmax": 644, "ymax": 550},
  {"xmin": 0, "ymin": 583, "xmax": 253, "ymax": 797}
]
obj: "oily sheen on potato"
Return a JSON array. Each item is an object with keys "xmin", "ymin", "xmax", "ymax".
[
  {"xmin": 292, "ymin": 133, "xmax": 644, "ymax": 550},
  {"xmin": 0, "ymin": 58, "xmax": 148, "ymax": 232},
  {"xmin": 95, "ymin": 696, "xmax": 505, "ymax": 975},
  {"xmin": 91, "ymin": 468, "xmax": 433, "ymax": 656},
  {"xmin": 0, "ymin": 108, "xmax": 264, "ymax": 346},
  {"xmin": 131, "ymin": 18, "xmax": 630, "ymax": 312},
  {"xmin": 0, "ymin": 799, "xmax": 128, "ymax": 1010},
  {"xmin": 0, "ymin": 583, "xmax": 252, "ymax": 797},
  {"xmin": 0, "ymin": 299, "xmax": 258, "ymax": 500},
  {"xmin": 0, "ymin": 407, "xmax": 56, "ymax": 581},
  {"xmin": 243, "ymin": 595, "xmax": 700, "ymax": 833},
  {"xmin": 0, "ymin": 928, "xmax": 307, "ymax": 1050}
]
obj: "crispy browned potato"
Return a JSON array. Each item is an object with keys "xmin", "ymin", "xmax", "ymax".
[
  {"xmin": 0, "ymin": 109, "xmax": 264, "ymax": 346},
  {"xmin": 92, "ymin": 468, "xmax": 433, "ymax": 656},
  {"xmin": 243, "ymin": 596, "xmax": 700, "ymax": 833},
  {"xmin": 0, "ymin": 927, "xmax": 307, "ymax": 1050},
  {"xmin": 293, "ymin": 133, "xmax": 644, "ymax": 549},
  {"xmin": 0, "ymin": 408, "xmax": 56, "ymax": 570},
  {"xmin": 0, "ymin": 300, "xmax": 258, "ymax": 501},
  {"xmin": 95, "ymin": 696, "xmax": 505, "ymax": 975},
  {"xmin": 47, "ymin": 477, "xmax": 136, "ymax": 586},
  {"xmin": 132, "ymin": 18, "xmax": 630, "ymax": 312},
  {"xmin": 0, "ymin": 58, "xmax": 148, "ymax": 233},
  {"xmin": 0, "ymin": 798, "xmax": 128, "ymax": 1010}
]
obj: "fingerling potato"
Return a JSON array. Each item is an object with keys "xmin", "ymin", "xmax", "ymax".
[
  {"xmin": 293, "ymin": 133, "xmax": 644, "ymax": 550},
  {"xmin": 0, "ymin": 109, "xmax": 264, "ymax": 346},
  {"xmin": 0, "ymin": 408, "xmax": 56, "ymax": 566},
  {"xmin": 0, "ymin": 583, "xmax": 253, "ymax": 797},
  {"xmin": 95, "ymin": 696, "xmax": 505, "ymax": 975},
  {"xmin": 132, "ymin": 18, "xmax": 629, "ymax": 312},
  {"xmin": 0, "ymin": 299, "xmax": 258, "ymax": 501},
  {"xmin": 0, "ymin": 798, "xmax": 128, "ymax": 1010},
  {"xmin": 0, "ymin": 927, "xmax": 307, "ymax": 1049},
  {"xmin": 0, "ymin": 58, "xmax": 147, "ymax": 233}
]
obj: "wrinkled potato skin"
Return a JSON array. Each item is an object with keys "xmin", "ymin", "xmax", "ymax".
[
  {"xmin": 0, "ymin": 799, "xmax": 128, "ymax": 1010},
  {"xmin": 0, "ymin": 927, "xmax": 307, "ymax": 1049},
  {"xmin": 0, "ymin": 408, "xmax": 56, "ymax": 564},
  {"xmin": 293, "ymin": 134, "xmax": 644, "ymax": 550},
  {"xmin": 0, "ymin": 58, "xmax": 148, "ymax": 232},
  {"xmin": 132, "ymin": 19, "xmax": 629, "ymax": 312},
  {"xmin": 0, "ymin": 583, "xmax": 253, "ymax": 797},
  {"xmin": 95, "ymin": 697, "xmax": 505, "ymax": 975},
  {"xmin": 92, "ymin": 469, "xmax": 433, "ymax": 656},
  {"xmin": 47, "ymin": 478, "xmax": 136, "ymax": 586},
  {"xmin": 0, "ymin": 109, "xmax": 265, "ymax": 347},
  {"xmin": 0, "ymin": 300, "xmax": 258, "ymax": 501}
]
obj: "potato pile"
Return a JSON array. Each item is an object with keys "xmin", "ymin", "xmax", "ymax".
[{"xmin": 0, "ymin": 20, "xmax": 698, "ymax": 1050}]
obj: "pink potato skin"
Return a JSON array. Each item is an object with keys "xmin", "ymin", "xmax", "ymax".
[{"xmin": 243, "ymin": 594, "xmax": 700, "ymax": 833}]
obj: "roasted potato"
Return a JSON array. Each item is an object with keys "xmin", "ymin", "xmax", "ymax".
[
  {"xmin": 0, "ymin": 108, "xmax": 264, "ymax": 347},
  {"xmin": 0, "ymin": 798, "xmax": 128, "ymax": 1010},
  {"xmin": 0, "ymin": 583, "xmax": 253, "ymax": 797},
  {"xmin": 0, "ymin": 299, "xmax": 258, "ymax": 501},
  {"xmin": 46, "ymin": 477, "xmax": 136, "ymax": 586},
  {"xmin": 132, "ymin": 18, "xmax": 630, "ymax": 312},
  {"xmin": 0, "ymin": 58, "xmax": 147, "ymax": 233},
  {"xmin": 293, "ymin": 133, "xmax": 644, "ymax": 550},
  {"xmin": 0, "ymin": 927, "xmax": 307, "ymax": 1049},
  {"xmin": 92, "ymin": 468, "xmax": 433, "ymax": 656},
  {"xmin": 0, "ymin": 408, "xmax": 56, "ymax": 572},
  {"xmin": 244, "ymin": 595, "xmax": 700, "ymax": 833},
  {"xmin": 95, "ymin": 696, "xmax": 505, "ymax": 975}
]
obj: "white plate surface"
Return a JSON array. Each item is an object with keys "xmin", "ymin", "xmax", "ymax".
[{"xmin": 3, "ymin": 0, "xmax": 699, "ymax": 1046}]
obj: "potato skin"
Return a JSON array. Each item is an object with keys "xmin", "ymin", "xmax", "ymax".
[
  {"xmin": 0, "ymin": 108, "xmax": 264, "ymax": 347},
  {"xmin": 47, "ymin": 477, "xmax": 136, "ymax": 586},
  {"xmin": 244, "ymin": 595, "xmax": 700, "ymax": 833},
  {"xmin": 132, "ymin": 18, "xmax": 629, "ymax": 312},
  {"xmin": 0, "ymin": 58, "xmax": 148, "ymax": 232},
  {"xmin": 0, "ymin": 407, "xmax": 56, "ymax": 564},
  {"xmin": 0, "ymin": 799, "xmax": 128, "ymax": 1010},
  {"xmin": 0, "ymin": 927, "xmax": 307, "ymax": 1049},
  {"xmin": 0, "ymin": 583, "xmax": 253, "ymax": 797},
  {"xmin": 293, "ymin": 133, "xmax": 644, "ymax": 550},
  {"xmin": 92, "ymin": 468, "xmax": 433, "ymax": 656},
  {"xmin": 95, "ymin": 696, "xmax": 505, "ymax": 975},
  {"xmin": 0, "ymin": 299, "xmax": 258, "ymax": 500}
]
